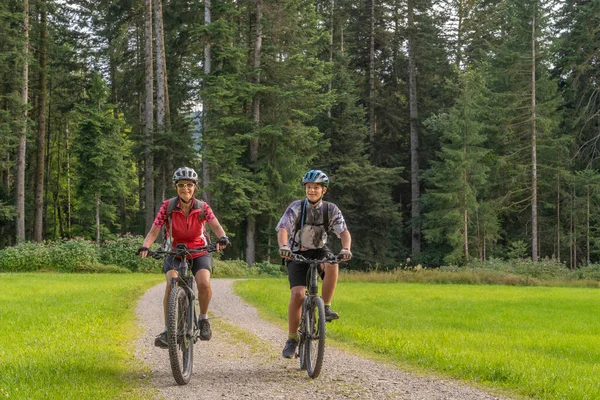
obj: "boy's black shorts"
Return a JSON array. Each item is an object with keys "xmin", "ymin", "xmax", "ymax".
[
  {"xmin": 163, "ymin": 254, "xmax": 212, "ymax": 276},
  {"xmin": 286, "ymin": 246, "xmax": 335, "ymax": 288}
]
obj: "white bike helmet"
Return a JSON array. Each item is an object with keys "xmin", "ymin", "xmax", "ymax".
[{"xmin": 172, "ymin": 167, "xmax": 198, "ymax": 183}]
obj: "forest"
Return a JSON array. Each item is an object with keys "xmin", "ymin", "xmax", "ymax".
[{"xmin": 0, "ymin": 0, "xmax": 599, "ymax": 269}]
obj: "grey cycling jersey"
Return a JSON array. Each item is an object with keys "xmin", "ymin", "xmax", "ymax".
[{"xmin": 276, "ymin": 199, "xmax": 347, "ymax": 251}]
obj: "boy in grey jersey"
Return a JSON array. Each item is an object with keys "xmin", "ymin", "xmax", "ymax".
[{"xmin": 276, "ymin": 170, "xmax": 352, "ymax": 359}]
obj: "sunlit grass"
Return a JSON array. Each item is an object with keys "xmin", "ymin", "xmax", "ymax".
[
  {"xmin": 234, "ymin": 279, "xmax": 600, "ymax": 400},
  {"xmin": 0, "ymin": 273, "xmax": 163, "ymax": 400}
]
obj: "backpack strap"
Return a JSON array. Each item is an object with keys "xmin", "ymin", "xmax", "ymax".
[
  {"xmin": 164, "ymin": 197, "xmax": 206, "ymax": 249},
  {"xmin": 292, "ymin": 200, "xmax": 330, "ymax": 250},
  {"xmin": 322, "ymin": 201, "xmax": 329, "ymax": 233}
]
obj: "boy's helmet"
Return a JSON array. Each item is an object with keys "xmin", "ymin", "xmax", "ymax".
[
  {"xmin": 302, "ymin": 170, "xmax": 329, "ymax": 187},
  {"xmin": 172, "ymin": 167, "xmax": 198, "ymax": 183}
]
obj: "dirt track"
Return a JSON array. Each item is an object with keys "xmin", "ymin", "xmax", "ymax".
[{"xmin": 134, "ymin": 279, "xmax": 511, "ymax": 399}]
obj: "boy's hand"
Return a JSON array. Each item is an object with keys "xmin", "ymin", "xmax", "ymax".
[
  {"xmin": 279, "ymin": 245, "xmax": 292, "ymax": 259},
  {"xmin": 338, "ymin": 248, "xmax": 352, "ymax": 262}
]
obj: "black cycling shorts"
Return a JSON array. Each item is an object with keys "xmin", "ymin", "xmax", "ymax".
[
  {"xmin": 163, "ymin": 254, "xmax": 212, "ymax": 276},
  {"xmin": 286, "ymin": 247, "xmax": 334, "ymax": 289}
]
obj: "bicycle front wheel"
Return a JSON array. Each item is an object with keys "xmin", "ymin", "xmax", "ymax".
[
  {"xmin": 167, "ymin": 286, "xmax": 194, "ymax": 385},
  {"xmin": 298, "ymin": 297, "xmax": 310, "ymax": 371},
  {"xmin": 304, "ymin": 296, "xmax": 326, "ymax": 378}
]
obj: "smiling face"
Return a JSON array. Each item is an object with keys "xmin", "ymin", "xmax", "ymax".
[
  {"xmin": 175, "ymin": 180, "xmax": 196, "ymax": 203},
  {"xmin": 305, "ymin": 182, "xmax": 326, "ymax": 203}
]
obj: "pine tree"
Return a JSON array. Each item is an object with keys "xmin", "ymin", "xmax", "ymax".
[
  {"xmin": 73, "ymin": 73, "xmax": 128, "ymax": 242},
  {"xmin": 423, "ymin": 67, "xmax": 496, "ymax": 264},
  {"xmin": 0, "ymin": 0, "xmax": 27, "ymax": 245}
]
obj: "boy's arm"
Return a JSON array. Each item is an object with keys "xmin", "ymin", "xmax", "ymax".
[
  {"xmin": 340, "ymin": 230, "xmax": 351, "ymax": 251},
  {"xmin": 278, "ymin": 228, "xmax": 292, "ymax": 258},
  {"xmin": 338, "ymin": 230, "xmax": 352, "ymax": 261},
  {"xmin": 278, "ymin": 227, "xmax": 289, "ymax": 247}
]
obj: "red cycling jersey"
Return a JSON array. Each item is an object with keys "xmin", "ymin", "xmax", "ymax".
[{"xmin": 153, "ymin": 198, "xmax": 215, "ymax": 257}]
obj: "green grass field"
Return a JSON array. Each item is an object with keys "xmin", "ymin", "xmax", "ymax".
[
  {"xmin": 234, "ymin": 279, "xmax": 600, "ymax": 400},
  {"xmin": 0, "ymin": 273, "xmax": 163, "ymax": 400}
]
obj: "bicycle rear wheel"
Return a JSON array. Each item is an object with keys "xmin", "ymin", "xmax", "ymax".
[
  {"xmin": 167, "ymin": 286, "xmax": 194, "ymax": 385},
  {"xmin": 304, "ymin": 296, "xmax": 326, "ymax": 378}
]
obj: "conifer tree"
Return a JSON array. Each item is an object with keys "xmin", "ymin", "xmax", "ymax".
[
  {"xmin": 73, "ymin": 73, "xmax": 128, "ymax": 242},
  {"xmin": 423, "ymin": 67, "xmax": 496, "ymax": 264}
]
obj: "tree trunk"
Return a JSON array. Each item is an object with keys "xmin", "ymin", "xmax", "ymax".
[
  {"xmin": 463, "ymin": 170, "xmax": 469, "ymax": 260},
  {"xmin": 202, "ymin": 0, "xmax": 212, "ymax": 202},
  {"xmin": 556, "ymin": 174, "xmax": 560, "ymax": 262},
  {"xmin": 154, "ymin": 0, "xmax": 168, "ymax": 212},
  {"xmin": 144, "ymin": 0, "xmax": 155, "ymax": 232},
  {"xmin": 15, "ymin": 0, "xmax": 29, "ymax": 242},
  {"xmin": 109, "ymin": 44, "xmax": 127, "ymax": 234},
  {"xmin": 531, "ymin": 10, "xmax": 538, "ymax": 262},
  {"xmin": 587, "ymin": 185, "xmax": 590, "ymax": 265},
  {"xmin": 570, "ymin": 186, "xmax": 574, "ymax": 269},
  {"xmin": 66, "ymin": 125, "xmax": 72, "ymax": 237},
  {"xmin": 368, "ymin": 0, "xmax": 375, "ymax": 154},
  {"xmin": 34, "ymin": 1, "xmax": 48, "ymax": 242},
  {"xmin": 154, "ymin": 0, "xmax": 165, "ymax": 135},
  {"xmin": 96, "ymin": 192, "xmax": 100, "ymax": 245},
  {"xmin": 246, "ymin": 0, "xmax": 262, "ymax": 266},
  {"xmin": 455, "ymin": 0, "xmax": 464, "ymax": 68},
  {"xmin": 327, "ymin": 0, "xmax": 333, "ymax": 119},
  {"xmin": 407, "ymin": 0, "xmax": 421, "ymax": 256}
]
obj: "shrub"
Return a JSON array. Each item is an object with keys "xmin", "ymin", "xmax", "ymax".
[
  {"xmin": 99, "ymin": 234, "xmax": 161, "ymax": 273},
  {"xmin": 251, "ymin": 261, "xmax": 285, "ymax": 277},
  {"xmin": 213, "ymin": 259, "xmax": 253, "ymax": 278},
  {"xmin": 462, "ymin": 258, "xmax": 569, "ymax": 280},
  {"xmin": 568, "ymin": 263, "xmax": 600, "ymax": 281},
  {"xmin": 48, "ymin": 239, "xmax": 99, "ymax": 272},
  {"xmin": 0, "ymin": 242, "xmax": 52, "ymax": 272}
]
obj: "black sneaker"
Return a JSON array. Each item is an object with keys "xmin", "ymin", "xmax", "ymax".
[
  {"xmin": 282, "ymin": 339, "xmax": 298, "ymax": 359},
  {"xmin": 324, "ymin": 306, "xmax": 339, "ymax": 322},
  {"xmin": 199, "ymin": 319, "xmax": 212, "ymax": 341},
  {"xmin": 154, "ymin": 330, "xmax": 168, "ymax": 349}
]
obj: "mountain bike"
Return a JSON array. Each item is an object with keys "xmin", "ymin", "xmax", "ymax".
[
  {"xmin": 147, "ymin": 243, "xmax": 217, "ymax": 385},
  {"xmin": 290, "ymin": 253, "xmax": 341, "ymax": 379}
]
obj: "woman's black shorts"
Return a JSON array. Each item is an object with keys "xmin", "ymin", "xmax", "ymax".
[{"xmin": 163, "ymin": 254, "xmax": 212, "ymax": 276}]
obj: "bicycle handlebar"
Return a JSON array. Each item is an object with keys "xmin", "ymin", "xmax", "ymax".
[
  {"xmin": 144, "ymin": 243, "xmax": 218, "ymax": 259},
  {"xmin": 288, "ymin": 253, "xmax": 346, "ymax": 264}
]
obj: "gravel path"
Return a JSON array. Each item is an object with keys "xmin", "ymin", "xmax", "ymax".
[{"xmin": 134, "ymin": 279, "xmax": 512, "ymax": 400}]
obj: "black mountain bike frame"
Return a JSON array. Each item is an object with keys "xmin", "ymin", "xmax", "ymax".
[
  {"xmin": 148, "ymin": 243, "xmax": 217, "ymax": 385},
  {"xmin": 290, "ymin": 253, "xmax": 340, "ymax": 378}
]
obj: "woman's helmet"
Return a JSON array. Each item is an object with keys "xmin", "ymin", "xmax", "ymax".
[
  {"xmin": 302, "ymin": 170, "xmax": 329, "ymax": 187},
  {"xmin": 172, "ymin": 167, "xmax": 198, "ymax": 183}
]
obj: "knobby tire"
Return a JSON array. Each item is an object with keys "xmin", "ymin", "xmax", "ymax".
[
  {"xmin": 298, "ymin": 297, "xmax": 309, "ymax": 371},
  {"xmin": 167, "ymin": 285, "xmax": 194, "ymax": 385},
  {"xmin": 305, "ymin": 296, "xmax": 326, "ymax": 378}
]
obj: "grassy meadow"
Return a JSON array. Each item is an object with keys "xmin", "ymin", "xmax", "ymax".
[
  {"xmin": 234, "ymin": 278, "xmax": 600, "ymax": 400},
  {"xmin": 0, "ymin": 273, "xmax": 163, "ymax": 400}
]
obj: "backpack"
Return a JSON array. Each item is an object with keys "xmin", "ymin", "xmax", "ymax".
[
  {"xmin": 292, "ymin": 199, "xmax": 330, "ymax": 250},
  {"xmin": 163, "ymin": 197, "xmax": 206, "ymax": 250}
]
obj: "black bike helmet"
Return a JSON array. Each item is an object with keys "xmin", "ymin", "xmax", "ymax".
[
  {"xmin": 302, "ymin": 170, "xmax": 329, "ymax": 187},
  {"xmin": 172, "ymin": 167, "xmax": 198, "ymax": 183}
]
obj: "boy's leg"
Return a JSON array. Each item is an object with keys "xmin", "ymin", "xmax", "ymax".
[
  {"xmin": 322, "ymin": 262, "xmax": 339, "ymax": 321},
  {"xmin": 321, "ymin": 262, "xmax": 338, "ymax": 303},
  {"xmin": 283, "ymin": 286, "xmax": 305, "ymax": 358},
  {"xmin": 288, "ymin": 286, "xmax": 305, "ymax": 334}
]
